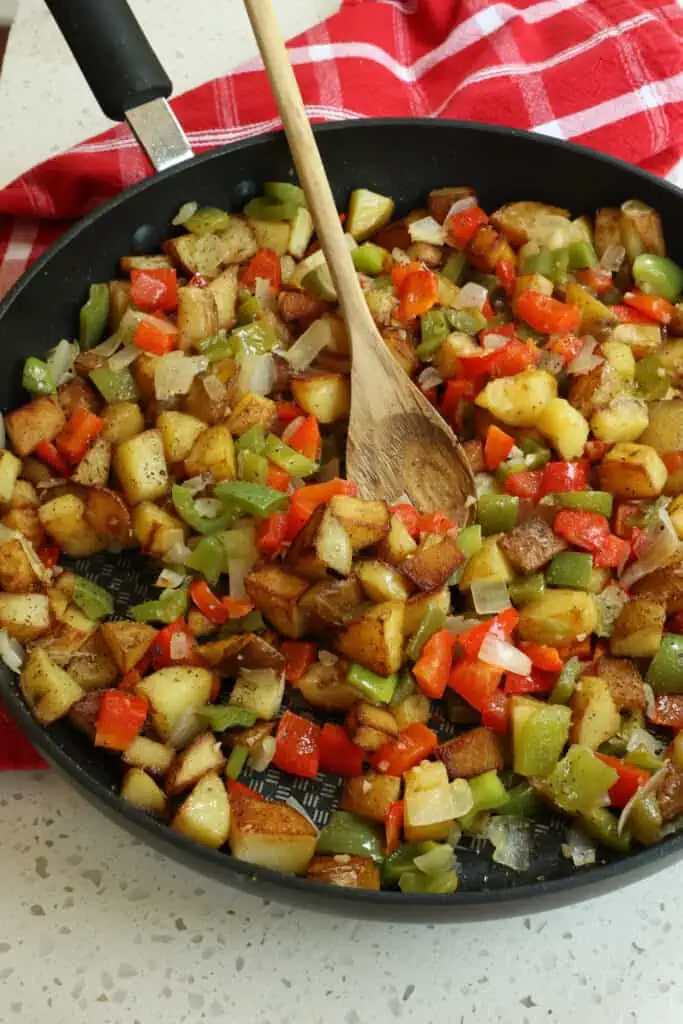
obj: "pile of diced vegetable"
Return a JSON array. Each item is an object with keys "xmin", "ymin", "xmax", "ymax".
[{"xmin": 4, "ymin": 181, "xmax": 683, "ymax": 893}]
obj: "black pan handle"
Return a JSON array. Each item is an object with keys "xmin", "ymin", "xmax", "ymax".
[{"xmin": 44, "ymin": 0, "xmax": 172, "ymax": 122}]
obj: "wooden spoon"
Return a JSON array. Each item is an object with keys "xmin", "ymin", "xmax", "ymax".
[{"xmin": 243, "ymin": 0, "xmax": 475, "ymax": 522}]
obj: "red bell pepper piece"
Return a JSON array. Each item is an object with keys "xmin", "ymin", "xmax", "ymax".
[
  {"xmin": 395, "ymin": 267, "xmax": 439, "ymax": 323},
  {"xmin": 595, "ymin": 754, "xmax": 650, "ymax": 808},
  {"xmin": 548, "ymin": 333, "xmax": 584, "ymax": 364},
  {"xmin": 495, "ymin": 259, "xmax": 516, "ymax": 298},
  {"xmin": 276, "ymin": 400, "xmax": 305, "ymax": 424},
  {"xmin": 130, "ymin": 268, "xmax": 178, "ymax": 312},
  {"xmin": 489, "ymin": 340, "xmax": 537, "ymax": 378},
  {"xmin": 623, "ymin": 291, "xmax": 674, "ymax": 325},
  {"xmin": 150, "ymin": 617, "xmax": 202, "ymax": 670},
  {"xmin": 576, "ymin": 267, "xmax": 613, "ymax": 295},
  {"xmin": 384, "ymin": 800, "xmax": 404, "ymax": 856},
  {"xmin": 256, "ymin": 511, "xmax": 290, "ymax": 556},
  {"xmin": 441, "ymin": 379, "xmax": 478, "ymax": 424},
  {"xmin": 189, "ymin": 579, "xmax": 230, "ymax": 625},
  {"xmin": 613, "ymin": 501, "xmax": 643, "ymax": 540},
  {"xmin": 414, "ymin": 629, "xmax": 457, "ymax": 699},
  {"xmin": 133, "ymin": 315, "xmax": 179, "ymax": 355},
  {"xmin": 504, "ymin": 668, "xmax": 556, "ymax": 695},
  {"xmin": 448, "ymin": 658, "xmax": 503, "ymax": 712},
  {"xmin": 273, "ymin": 710, "xmax": 321, "ymax": 779},
  {"xmin": 94, "ymin": 690, "xmax": 148, "ymax": 751},
  {"xmin": 390, "ymin": 260, "xmax": 423, "ymax": 288},
  {"xmin": 223, "ymin": 597, "xmax": 255, "ymax": 619},
  {"xmin": 484, "ymin": 424, "xmax": 515, "ymax": 471},
  {"xmin": 281, "ymin": 641, "xmax": 317, "ymax": 683},
  {"xmin": 446, "ymin": 206, "xmax": 489, "ymax": 249},
  {"xmin": 518, "ymin": 641, "xmax": 563, "ymax": 673},
  {"xmin": 33, "ymin": 440, "xmax": 71, "ymax": 476},
  {"xmin": 371, "ymin": 722, "xmax": 438, "ymax": 776},
  {"xmin": 227, "ymin": 779, "xmax": 266, "ymax": 802},
  {"xmin": 319, "ymin": 722, "xmax": 364, "ymax": 777},
  {"xmin": 390, "ymin": 502, "xmax": 420, "ymax": 538},
  {"xmin": 481, "ymin": 690, "xmax": 509, "ymax": 736},
  {"xmin": 55, "ymin": 408, "xmax": 105, "ymax": 465},
  {"xmin": 553, "ymin": 508, "xmax": 610, "ymax": 552},
  {"xmin": 504, "ymin": 469, "xmax": 543, "ymax": 502},
  {"xmin": 649, "ymin": 694, "xmax": 683, "ymax": 730},
  {"xmin": 285, "ymin": 415, "xmax": 321, "ymax": 461},
  {"xmin": 286, "ymin": 479, "xmax": 357, "ymax": 538},
  {"xmin": 37, "ymin": 544, "xmax": 61, "ymax": 569},
  {"xmin": 662, "ymin": 451, "xmax": 683, "ymax": 476},
  {"xmin": 540, "ymin": 461, "xmax": 587, "ymax": 496},
  {"xmin": 593, "ymin": 533, "xmax": 630, "ymax": 569},
  {"xmin": 610, "ymin": 303, "xmax": 653, "ymax": 325},
  {"xmin": 240, "ymin": 248, "xmax": 282, "ymax": 293},
  {"xmin": 515, "ymin": 291, "xmax": 581, "ymax": 334},
  {"xmin": 266, "ymin": 462, "xmax": 290, "ymax": 492},
  {"xmin": 418, "ymin": 510, "xmax": 458, "ymax": 536},
  {"xmin": 458, "ymin": 608, "xmax": 519, "ymax": 659}
]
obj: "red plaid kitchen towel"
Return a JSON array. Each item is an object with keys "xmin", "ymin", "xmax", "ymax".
[{"xmin": 1, "ymin": 0, "xmax": 682, "ymax": 768}]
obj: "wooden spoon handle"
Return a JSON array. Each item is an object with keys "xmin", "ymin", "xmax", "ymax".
[{"xmin": 243, "ymin": 0, "xmax": 370, "ymax": 333}]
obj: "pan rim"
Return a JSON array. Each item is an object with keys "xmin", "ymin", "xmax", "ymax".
[{"xmin": 1, "ymin": 117, "xmax": 682, "ymax": 918}]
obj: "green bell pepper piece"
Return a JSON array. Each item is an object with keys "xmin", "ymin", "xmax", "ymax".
[
  {"xmin": 263, "ymin": 181, "xmax": 307, "ymax": 207},
  {"xmin": 220, "ymin": 610, "xmax": 265, "ymax": 634},
  {"xmin": 498, "ymin": 782, "xmax": 540, "ymax": 819},
  {"xmin": 130, "ymin": 586, "xmax": 189, "ymax": 624},
  {"xmin": 635, "ymin": 354, "xmax": 670, "ymax": 401},
  {"xmin": 551, "ymin": 490, "xmax": 613, "ymax": 517},
  {"xmin": 624, "ymin": 748, "xmax": 664, "ymax": 774},
  {"xmin": 632, "ymin": 253, "xmax": 683, "ymax": 303},
  {"xmin": 22, "ymin": 357, "xmax": 55, "ymax": 396},
  {"xmin": 214, "ymin": 480, "xmax": 288, "ymax": 518},
  {"xmin": 445, "ymin": 308, "xmax": 488, "ymax": 335},
  {"xmin": 496, "ymin": 450, "xmax": 550, "ymax": 484},
  {"xmin": 413, "ymin": 841, "xmax": 456, "ymax": 874},
  {"xmin": 415, "ymin": 309, "xmax": 451, "ymax": 359},
  {"xmin": 237, "ymin": 451, "xmax": 269, "ymax": 485},
  {"xmin": 234, "ymin": 425, "xmax": 267, "ymax": 455},
  {"xmin": 549, "ymin": 656, "xmax": 581, "ymax": 705},
  {"xmin": 79, "ymin": 283, "xmax": 110, "ymax": 350},
  {"xmin": 405, "ymin": 603, "xmax": 447, "ymax": 661},
  {"xmin": 456, "ymin": 524, "xmax": 483, "ymax": 559},
  {"xmin": 382, "ymin": 842, "xmax": 430, "ymax": 886},
  {"xmin": 347, "ymin": 662, "xmax": 398, "ymax": 704},
  {"xmin": 183, "ymin": 207, "xmax": 231, "ymax": 235},
  {"xmin": 89, "ymin": 366, "xmax": 138, "ymax": 401},
  {"xmin": 646, "ymin": 633, "xmax": 683, "ymax": 693},
  {"xmin": 316, "ymin": 811, "xmax": 384, "ymax": 863},
  {"xmin": 522, "ymin": 248, "xmax": 569, "ymax": 283},
  {"xmin": 391, "ymin": 668, "xmax": 416, "ymax": 706},
  {"xmin": 546, "ymin": 551, "xmax": 594, "ymax": 590},
  {"xmin": 477, "ymin": 493, "xmax": 519, "ymax": 535},
  {"xmin": 579, "ymin": 807, "xmax": 630, "ymax": 853},
  {"xmin": 230, "ymin": 320, "xmax": 278, "ymax": 356},
  {"xmin": 548, "ymin": 745, "xmax": 618, "ymax": 813},
  {"xmin": 185, "ymin": 535, "xmax": 225, "ymax": 586},
  {"xmin": 237, "ymin": 296, "xmax": 263, "ymax": 325},
  {"xmin": 352, "ymin": 243, "xmax": 388, "ymax": 276},
  {"xmin": 458, "ymin": 771, "xmax": 507, "ymax": 831},
  {"xmin": 508, "ymin": 574, "xmax": 545, "ymax": 607},
  {"xmin": 566, "ymin": 240, "xmax": 598, "ymax": 269},
  {"xmin": 198, "ymin": 336, "xmax": 236, "ymax": 362},
  {"xmin": 264, "ymin": 434, "xmax": 318, "ymax": 477},
  {"xmin": 226, "ymin": 745, "xmax": 249, "ymax": 781},
  {"xmin": 199, "ymin": 705, "xmax": 257, "ymax": 732},
  {"xmin": 442, "ymin": 251, "xmax": 466, "ymax": 285},
  {"xmin": 172, "ymin": 485, "xmax": 236, "ymax": 535},
  {"xmin": 628, "ymin": 791, "xmax": 662, "ymax": 845},
  {"xmin": 514, "ymin": 704, "xmax": 571, "ymax": 777},
  {"xmin": 398, "ymin": 869, "xmax": 458, "ymax": 894},
  {"xmin": 243, "ymin": 197, "xmax": 299, "ymax": 222},
  {"xmin": 220, "ymin": 525, "xmax": 257, "ymax": 560},
  {"xmin": 72, "ymin": 576, "xmax": 114, "ymax": 620}
]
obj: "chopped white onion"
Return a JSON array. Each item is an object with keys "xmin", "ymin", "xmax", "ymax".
[
  {"xmin": 91, "ymin": 332, "xmax": 124, "ymax": 358},
  {"xmin": 183, "ymin": 473, "xmax": 212, "ymax": 496},
  {"xmin": 445, "ymin": 195, "xmax": 477, "ymax": 220},
  {"xmin": 599, "ymin": 244, "xmax": 626, "ymax": 273},
  {"xmin": 470, "ymin": 580, "xmax": 511, "ymax": 616},
  {"xmin": 172, "ymin": 200, "xmax": 198, "ymax": 226},
  {"xmin": 168, "ymin": 709, "xmax": 201, "ymax": 749},
  {"xmin": 282, "ymin": 317, "xmax": 333, "ymax": 372},
  {"xmin": 107, "ymin": 343, "xmax": 139, "ymax": 372},
  {"xmin": 0, "ymin": 628, "xmax": 24, "ymax": 673},
  {"xmin": 453, "ymin": 282, "xmax": 488, "ymax": 311},
  {"xmin": 18, "ymin": 535, "xmax": 52, "ymax": 585},
  {"xmin": 169, "ymin": 631, "xmax": 194, "ymax": 663},
  {"xmin": 561, "ymin": 827, "xmax": 596, "ymax": 867},
  {"xmin": 280, "ymin": 254, "xmax": 296, "ymax": 284},
  {"xmin": 286, "ymin": 795, "xmax": 320, "ymax": 834},
  {"xmin": 567, "ymin": 336, "xmax": 603, "ymax": 376},
  {"xmin": 618, "ymin": 763, "xmax": 669, "ymax": 835},
  {"xmin": 536, "ymin": 349, "xmax": 565, "ymax": 375},
  {"xmin": 595, "ymin": 583, "xmax": 629, "ymax": 637},
  {"xmin": 643, "ymin": 683, "xmax": 656, "ymax": 721},
  {"xmin": 620, "ymin": 507, "xmax": 679, "ymax": 588},
  {"xmin": 391, "ymin": 247, "xmax": 410, "ymax": 265},
  {"xmin": 193, "ymin": 498, "xmax": 223, "ymax": 519},
  {"xmin": 625, "ymin": 726, "xmax": 666, "ymax": 758},
  {"xmin": 417, "ymin": 366, "xmax": 443, "ymax": 390},
  {"xmin": 408, "ymin": 216, "xmax": 446, "ymax": 246},
  {"xmin": 254, "ymin": 276, "xmax": 276, "ymax": 312},
  {"xmin": 318, "ymin": 650, "xmax": 338, "ymax": 667},
  {"xmin": 248, "ymin": 735, "xmax": 277, "ymax": 773},
  {"xmin": 227, "ymin": 557, "xmax": 250, "ymax": 599},
  {"xmin": 484, "ymin": 817, "xmax": 532, "ymax": 872},
  {"xmin": 155, "ymin": 568, "xmax": 188, "ymax": 589},
  {"xmin": 155, "ymin": 352, "xmax": 206, "ymax": 401},
  {"xmin": 479, "ymin": 634, "xmax": 532, "ymax": 676},
  {"xmin": 0, "ymin": 413, "xmax": 5, "ymax": 450},
  {"xmin": 47, "ymin": 339, "xmax": 79, "ymax": 387},
  {"xmin": 482, "ymin": 333, "xmax": 510, "ymax": 351},
  {"xmin": 237, "ymin": 352, "xmax": 276, "ymax": 397},
  {"xmin": 203, "ymin": 374, "xmax": 227, "ymax": 403},
  {"xmin": 163, "ymin": 531, "xmax": 193, "ymax": 565}
]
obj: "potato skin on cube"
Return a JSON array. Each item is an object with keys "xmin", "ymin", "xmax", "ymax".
[
  {"xmin": 335, "ymin": 599, "xmax": 405, "ymax": 676},
  {"xmin": 229, "ymin": 791, "xmax": 318, "ymax": 874}
]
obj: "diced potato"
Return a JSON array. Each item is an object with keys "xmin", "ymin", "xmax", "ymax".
[
  {"xmin": 20, "ymin": 647, "xmax": 83, "ymax": 724},
  {"xmin": 404, "ymin": 760, "xmax": 457, "ymax": 842},
  {"xmin": 164, "ymin": 218, "xmax": 257, "ymax": 278},
  {"xmin": 84, "ymin": 487, "xmax": 133, "ymax": 548},
  {"xmin": 565, "ymin": 282, "xmax": 617, "ymax": 336},
  {"xmin": 298, "ymin": 575, "xmax": 363, "ymax": 630},
  {"xmin": 402, "ymin": 534, "xmax": 463, "ymax": 591},
  {"xmin": 288, "ymin": 207, "xmax": 315, "ymax": 259},
  {"xmin": 185, "ymin": 424, "xmax": 236, "ymax": 481},
  {"xmin": 570, "ymin": 676, "xmax": 620, "ymax": 749},
  {"xmin": 108, "ymin": 280, "xmax": 131, "ymax": 330},
  {"xmin": 602, "ymin": 341, "xmax": 635, "ymax": 381},
  {"xmin": 101, "ymin": 401, "xmax": 144, "ymax": 444},
  {"xmin": 121, "ymin": 255, "xmax": 172, "ymax": 272},
  {"xmin": 307, "ymin": 855, "xmax": 380, "ymax": 890},
  {"xmin": 157, "ymin": 411, "xmax": 206, "ymax": 463},
  {"xmin": 131, "ymin": 353, "xmax": 160, "ymax": 403},
  {"xmin": 518, "ymin": 589, "xmax": 597, "ymax": 646},
  {"xmin": 393, "ymin": 692, "xmax": 431, "ymax": 730},
  {"xmin": 591, "ymin": 398, "xmax": 649, "ymax": 444},
  {"xmin": 347, "ymin": 189, "xmax": 394, "ymax": 241},
  {"xmin": 172, "ymin": 772, "xmax": 231, "ymax": 848},
  {"xmin": 113, "ymin": 429, "xmax": 168, "ymax": 505},
  {"xmin": 245, "ymin": 566, "xmax": 310, "ymax": 638},
  {"xmin": 490, "ymin": 201, "xmax": 571, "ymax": 246},
  {"xmin": 208, "ymin": 266, "xmax": 239, "ymax": 331},
  {"xmin": 177, "ymin": 286, "xmax": 219, "ymax": 351},
  {"xmin": 8, "ymin": 479, "xmax": 38, "ymax": 509},
  {"xmin": 327, "ymin": 496, "xmax": 390, "ymax": 552},
  {"xmin": 609, "ymin": 322, "xmax": 661, "ymax": 359},
  {"xmin": 0, "ymin": 539, "xmax": 38, "ymax": 593},
  {"xmin": 459, "ymin": 537, "xmax": 513, "ymax": 591},
  {"xmin": 434, "ymin": 332, "xmax": 481, "ymax": 380},
  {"xmin": 595, "ymin": 655, "xmax": 645, "ymax": 712},
  {"xmin": 71, "ymin": 438, "xmax": 112, "ymax": 488},
  {"xmin": 594, "ymin": 207, "xmax": 622, "ymax": 259},
  {"xmin": 100, "ymin": 620, "xmax": 156, "ymax": 674},
  {"xmin": 335, "ymin": 599, "xmax": 405, "ymax": 676},
  {"xmin": 631, "ymin": 552, "xmax": 683, "ymax": 614},
  {"xmin": 357, "ymin": 560, "xmax": 411, "ymax": 602},
  {"xmin": 67, "ymin": 632, "xmax": 118, "ymax": 691},
  {"xmin": 428, "ymin": 186, "xmax": 475, "ymax": 224},
  {"xmin": 229, "ymin": 668, "xmax": 285, "ymax": 720},
  {"xmin": 199, "ymin": 633, "xmax": 284, "ymax": 675},
  {"xmin": 315, "ymin": 507, "xmax": 353, "ymax": 576},
  {"xmin": 290, "ymin": 373, "xmax": 350, "ymax": 424},
  {"xmin": 187, "ymin": 608, "xmax": 216, "ymax": 639},
  {"xmin": 38, "ymin": 494, "xmax": 107, "ymax": 557},
  {"xmin": 286, "ymin": 506, "xmax": 332, "ymax": 581},
  {"xmin": 600, "ymin": 443, "xmax": 667, "ymax": 498},
  {"xmin": 610, "ymin": 597, "xmax": 665, "ymax": 658},
  {"xmin": 537, "ymin": 398, "xmax": 589, "ymax": 459},
  {"xmin": 120, "ymin": 768, "xmax": 167, "ymax": 817},
  {"xmin": 0, "ymin": 450, "xmax": 21, "ymax": 503},
  {"xmin": 345, "ymin": 701, "xmax": 398, "ymax": 751},
  {"xmin": 137, "ymin": 666, "xmax": 214, "ymax": 742},
  {"xmin": 226, "ymin": 393, "xmax": 278, "ymax": 437},
  {"xmin": 638, "ymin": 399, "xmax": 683, "ymax": 453},
  {"xmin": 567, "ymin": 361, "xmax": 622, "ymax": 419},
  {"xmin": 0, "ymin": 592, "xmax": 49, "ymax": 642},
  {"xmin": 57, "ymin": 376, "xmax": 101, "ymax": 418},
  {"xmin": 5, "ymin": 397, "xmax": 66, "ymax": 457},
  {"xmin": 365, "ymin": 285, "xmax": 397, "ymax": 327},
  {"xmin": 165, "ymin": 731, "xmax": 226, "ymax": 794},
  {"xmin": 620, "ymin": 199, "xmax": 665, "ymax": 261},
  {"xmin": 2, "ymin": 506, "xmax": 43, "ymax": 548},
  {"xmin": 295, "ymin": 660, "xmax": 358, "ymax": 712},
  {"xmin": 248, "ymin": 218, "xmax": 291, "ymax": 254},
  {"xmin": 467, "ymin": 224, "xmax": 514, "ymax": 274},
  {"xmin": 229, "ymin": 792, "xmax": 317, "ymax": 874},
  {"xmin": 403, "ymin": 588, "xmax": 450, "ymax": 637},
  {"xmin": 340, "ymin": 774, "xmax": 401, "ymax": 823},
  {"xmin": 670, "ymin": 495, "xmax": 683, "ymax": 539},
  {"xmin": 475, "ymin": 369, "xmax": 557, "ymax": 428},
  {"xmin": 376, "ymin": 513, "xmax": 417, "ymax": 565},
  {"xmin": 437, "ymin": 727, "xmax": 504, "ymax": 779}
]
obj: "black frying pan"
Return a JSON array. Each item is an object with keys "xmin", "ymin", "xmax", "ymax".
[{"xmin": 1, "ymin": 0, "xmax": 682, "ymax": 922}]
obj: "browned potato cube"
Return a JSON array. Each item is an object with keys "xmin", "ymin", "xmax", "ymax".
[
  {"xmin": 101, "ymin": 401, "xmax": 144, "ymax": 445},
  {"xmin": 113, "ymin": 429, "xmax": 169, "ymax": 505},
  {"xmin": 208, "ymin": 266, "xmax": 239, "ymax": 330},
  {"xmin": 437, "ymin": 727, "xmax": 504, "ymax": 779},
  {"xmin": 229, "ymin": 791, "xmax": 317, "ymax": 874},
  {"xmin": 403, "ymin": 588, "xmax": 450, "ymax": 637},
  {"xmin": 0, "ymin": 592, "xmax": 50, "ymax": 640},
  {"xmin": 402, "ymin": 534, "xmax": 462, "ymax": 591},
  {"xmin": 290, "ymin": 373, "xmax": 350, "ymax": 424},
  {"xmin": 100, "ymin": 620, "xmax": 157, "ymax": 674},
  {"xmin": 295, "ymin": 661, "xmax": 358, "ymax": 712},
  {"xmin": 567, "ymin": 361, "xmax": 622, "ymax": 419},
  {"xmin": 328, "ymin": 495, "xmax": 389, "ymax": 551},
  {"xmin": 182, "ymin": 370, "xmax": 233, "ymax": 424},
  {"xmin": 467, "ymin": 224, "xmax": 514, "ymax": 273},
  {"xmin": 20, "ymin": 647, "xmax": 83, "ymax": 725},
  {"xmin": 5, "ymin": 397, "xmax": 66, "ymax": 457},
  {"xmin": 377, "ymin": 513, "xmax": 418, "ymax": 566},
  {"xmin": 108, "ymin": 280, "xmax": 131, "ymax": 330},
  {"xmin": 84, "ymin": 487, "xmax": 133, "ymax": 547},
  {"xmin": 336, "ymin": 599, "xmax": 405, "ymax": 675},
  {"xmin": 2, "ymin": 506, "xmax": 44, "ymax": 548},
  {"xmin": 245, "ymin": 566, "xmax": 310, "ymax": 638},
  {"xmin": 600, "ymin": 443, "xmax": 667, "ymax": 499},
  {"xmin": 382, "ymin": 328, "xmax": 419, "ymax": 377},
  {"xmin": 491, "ymin": 201, "xmax": 571, "ymax": 246},
  {"xmin": 177, "ymin": 286, "xmax": 219, "ymax": 351},
  {"xmin": 57, "ymin": 376, "xmax": 101, "ymax": 418},
  {"xmin": 157, "ymin": 410, "xmax": 206, "ymax": 463},
  {"xmin": 226, "ymin": 393, "xmax": 278, "ymax": 437},
  {"xmin": 185, "ymin": 424, "xmax": 236, "ymax": 481},
  {"xmin": 657, "ymin": 764, "xmax": 683, "ymax": 823},
  {"xmin": 0, "ymin": 538, "xmax": 39, "ymax": 593},
  {"xmin": 165, "ymin": 731, "xmax": 226, "ymax": 794},
  {"xmin": 499, "ymin": 517, "xmax": 566, "ymax": 576},
  {"xmin": 121, "ymin": 768, "xmax": 168, "ymax": 817},
  {"xmin": 164, "ymin": 219, "xmax": 257, "ymax": 278},
  {"xmin": 306, "ymin": 855, "xmax": 380, "ymax": 890},
  {"xmin": 340, "ymin": 774, "xmax": 401, "ymax": 822},
  {"xmin": 172, "ymin": 772, "xmax": 230, "ymax": 848},
  {"xmin": 67, "ymin": 631, "xmax": 118, "ymax": 692},
  {"xmin": 71, "ymin": 438, "xmax": 112, "ymax": 488},
  {"xmin": 570, "ymin": 676, "xmax": 620, "ymax": 749},
  {"xmin": 595, "ymin": 655, "xmax": 646, "ymax": 712},
  {"xmin": 39, "ymin": 493, "xmax": 107, "ymax": 557},
  {"xmin": 631, "ymin": 555, "xmax": 683, "ymax": 614},
  {"xmin": 609, "ymin": 598, "xmax": 665, "ymax": 659}
]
